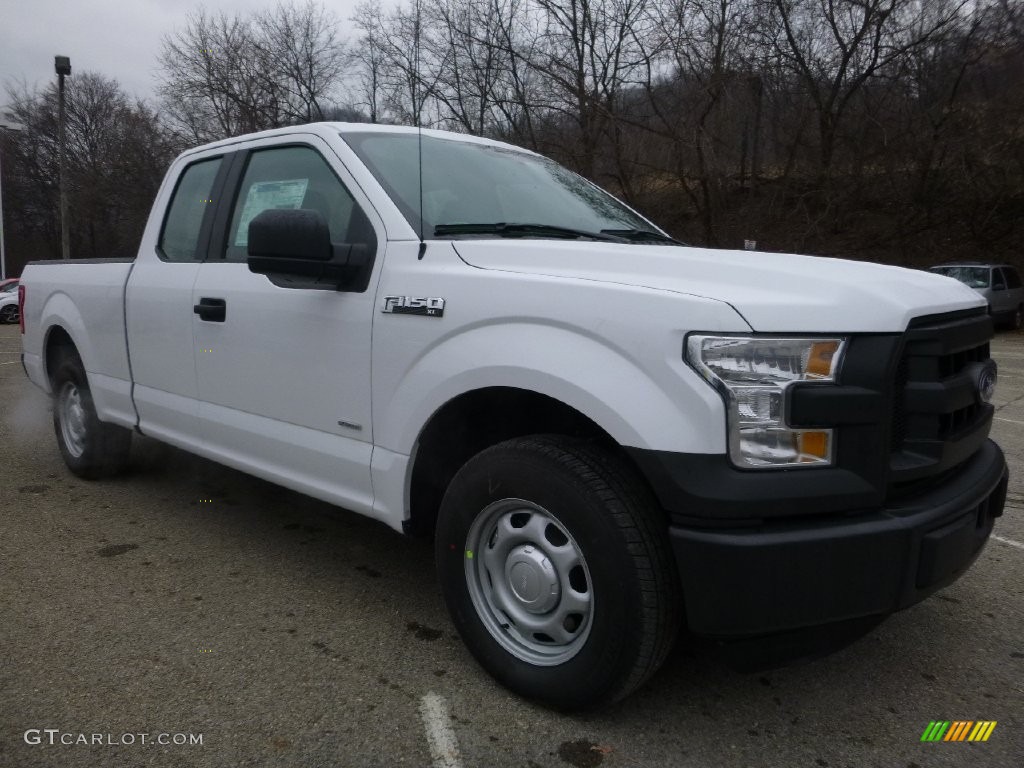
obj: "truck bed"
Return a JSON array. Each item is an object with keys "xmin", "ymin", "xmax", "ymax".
[{"xmin": 20, "ymin": 259, "xmax": 136, "ymax": 428}]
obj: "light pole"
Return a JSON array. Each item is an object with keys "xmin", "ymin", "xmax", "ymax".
[
  {"xmin": 0, "ymin": 121, "xmax": 24, "ymax": 281},
  {"xmin": 55, "ymin": 55, "xmax": 71, "ymax": 261}
]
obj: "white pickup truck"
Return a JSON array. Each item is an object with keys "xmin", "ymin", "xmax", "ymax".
[{"xmin": 19, "ymin": 123, "xmax": 1008, "ymax": 709}]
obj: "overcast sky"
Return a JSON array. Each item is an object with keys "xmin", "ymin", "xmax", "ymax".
[{"xmin": 0, "ymin": 0, "xmax": 374, "ymax": 107}]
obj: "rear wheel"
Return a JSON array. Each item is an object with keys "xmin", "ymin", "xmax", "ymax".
[
  {"xmin": 435, "ymin": 435, "xmax": 680, "ymax": 710},
  {"xmin": 51, "ymin": 353, "xmax": 131, "ymax": 478},
  {"xmin": 0, "ymin": 305, "xmax": 17, "ymax": 324}
]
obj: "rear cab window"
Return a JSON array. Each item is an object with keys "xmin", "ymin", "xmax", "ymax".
[{"xmin": 158, "ymin": 157, "xmax": 223, "ymax": 262}]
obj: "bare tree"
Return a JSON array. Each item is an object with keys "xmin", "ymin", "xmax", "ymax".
[
  {"xmin": 763, "ymin": 0, "xmax": 969, "ymax": 177},
  {"xmin": 5, "ymin": 0, "xmax": 1021, "ymax": 275},
  {"xmin": 424, "ymin": 0, "xmax": 512, "ymax": 133},
  {"xmin": 3, "ymin": 73, "xmax": 175, "ymax": 265},
  {"xmin": 159, "ymin": 3, "xmax": 347, "ymax": 141},
  {"xmin": 352, "ymin": 1, "xmax": 388, "ymax": 122},
  {"xmin": 523, "ymin": 0, "xmax": 659, "ymax": 176},
  {"xmin": 158, "ymin": 10, "xmax": 271, "ymax": 141},
  {"xmin": 353, "ymin": 0, "xmax": 440, "ymax": 124},
  {"xmin": 632, "ymin": 0, "xmax": 758, "ymax": 243},
  {"xmin": 254, "ymin": 1, "xmax": 348, "ymax": 123}
]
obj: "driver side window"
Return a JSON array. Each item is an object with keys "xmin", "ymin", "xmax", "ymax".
[
  {"xmin": 993, "ymin": 269, "xmax": 1007, "ymax": 290},
  {"xmin": 224, "ymin": 145, "xmax": 375, "ymax": 262}
]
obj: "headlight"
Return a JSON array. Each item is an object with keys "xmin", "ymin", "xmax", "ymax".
[{"xmin": 686, "ymin": 335, "xmax": 847, "ymax": 468}]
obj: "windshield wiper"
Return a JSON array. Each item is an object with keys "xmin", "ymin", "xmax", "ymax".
[
  {"xmin": 600, "ymin": 228, "xmax": 684, "ymax": 245},
  {"xmin": 434, "ymin": 222, "xmax": 627, "ymax": 242}
]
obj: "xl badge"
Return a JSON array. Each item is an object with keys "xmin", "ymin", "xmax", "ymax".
[{"xmin": 382, "ymin": 295, "xmax": 445, "ymax": 317}]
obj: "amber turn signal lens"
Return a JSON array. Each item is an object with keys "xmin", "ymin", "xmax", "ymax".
[
  {"xmin": 806, "ymin": 341, "xmax": 840, "ymax": 379},
  {"xmin": 799, "ymin": 431, "xmax": 829, "ymax": 460}
]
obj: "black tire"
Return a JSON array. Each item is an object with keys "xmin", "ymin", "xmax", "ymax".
[
  {"xmin": 51, "ymin": 353, "xmax": 131, "ymax": 479},
  {"xmin": 435, "ymin": 435, "xmax": 681, "ymax": 710},
  {"xmin": 0, "ymin": 304, "xmax": 17, "ymax": 324}
]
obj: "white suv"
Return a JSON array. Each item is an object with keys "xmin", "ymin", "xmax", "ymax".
[{"xmin": 0, "ymin": 281, "xmax": 19, "ymax": 324}]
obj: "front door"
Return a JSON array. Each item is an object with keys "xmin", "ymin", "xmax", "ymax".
[{"xmin": 191, "ymin": 139, "xmax": 380, "ymax": 516}]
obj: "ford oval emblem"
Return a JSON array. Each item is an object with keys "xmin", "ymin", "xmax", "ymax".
[{"xmin": 974, "ymin": 361, "xmax": 997, "ymax": 404}]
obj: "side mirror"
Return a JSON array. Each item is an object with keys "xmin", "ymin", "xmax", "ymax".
[
  {"xmin": 247, "ymin": 208, "xmax": 332, "ymax": 279},
  {"xmin": 247, "ymin": 209, "xmax": 371, "ymax": 287}
]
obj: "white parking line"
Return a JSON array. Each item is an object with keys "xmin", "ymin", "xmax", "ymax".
[
  {"xmin": 420, "ymin": 692, "xmax": 464, "ymax": 768},
  {"xmin": 993, "ymin": 534, "xmax": 1024, "ymax": 551},
  {"xmin": 993, "ymin": 416, "xmax": 1024, "ymax": 426}
]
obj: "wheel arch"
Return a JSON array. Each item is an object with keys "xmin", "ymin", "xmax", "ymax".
[
  {"xmin": 405, "ymin": 386, "xmax": 656, "ymax": 538},
  {"xmin": 43, "ymin": 324, "xmax": 81, "ymax": 390},
  {"xmin": 36, "ymin": 291, "xmax": 91, "ymax": 393}
]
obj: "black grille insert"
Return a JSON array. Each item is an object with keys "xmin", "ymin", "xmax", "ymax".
[{"xmin": 888, "ymin": 310, "xmax": 994, "ymax": 493}]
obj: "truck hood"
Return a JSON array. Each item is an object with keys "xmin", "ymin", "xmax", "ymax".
[{"xmin": 453, "ymin": 241, "xmax": 984, "ymax": 332}]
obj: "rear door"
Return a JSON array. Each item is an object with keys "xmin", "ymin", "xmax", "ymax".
[
  {"xmin": 126, "ymin": 153, "xmax": 226, "ymax": 447},
  {"xmin": 191, "ymin": 136, "xmax": 381, "ymax": 515}
]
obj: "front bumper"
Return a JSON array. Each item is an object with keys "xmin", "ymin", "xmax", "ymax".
[{"xmin": 633, "ymin": 440, "xmax": 1007, "ymax": 636}]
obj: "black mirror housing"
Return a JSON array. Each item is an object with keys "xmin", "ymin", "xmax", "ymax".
[
  {"xmin": 248, "ymin": 208, "xmax": 333, "ymax": 262},
  {"xmin": 246, "ymin": 209, "xmax": 373, "ymax": 290}
]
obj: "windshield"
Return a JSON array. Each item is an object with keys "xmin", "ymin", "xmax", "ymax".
[
  {"xmin": 342, "ymin": 131, "xmax": 653, "ymax": 239},
  {"xmin": 930, "ymin": 266, "xmax": 990, "ymax": 289}
]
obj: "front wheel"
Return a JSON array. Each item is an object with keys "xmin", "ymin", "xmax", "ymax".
[{"xmin": 435, "ymin": 436, "xmax": 680, "ymax": 710}]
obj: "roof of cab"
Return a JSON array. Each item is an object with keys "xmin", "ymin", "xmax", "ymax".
[{"xmin": 177, "ymin": 121, "xmax": 536, "ymax": 160}]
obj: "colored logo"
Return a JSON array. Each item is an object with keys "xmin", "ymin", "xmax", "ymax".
[{"xmin": 920, "ymin": 721, "xmax": 997, "ymax": 742}]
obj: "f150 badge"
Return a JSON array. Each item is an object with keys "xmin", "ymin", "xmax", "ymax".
[{"xmin": 382, "ymin": 296, "xmax": 446, "ymax": 317}]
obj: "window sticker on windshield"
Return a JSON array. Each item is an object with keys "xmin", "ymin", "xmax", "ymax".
[{"xmin": 234, "ymin": 179, "xmax": 310, "ymax": 246}]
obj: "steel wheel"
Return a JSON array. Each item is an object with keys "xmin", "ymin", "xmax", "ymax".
[
  {"xmin": 465, "ymin": 498, "xmax": 594, "ymax": 666},
  {"xmin": 437, "ymin": 436, "xmax": 680, "ymax": 709},
  {"xmin": 50, "ymin": 351, "xmax": 131, "ymax": 478},
  {"xmin": 57, "ymin": 380, "xmax": 88, "ymax": 458}
]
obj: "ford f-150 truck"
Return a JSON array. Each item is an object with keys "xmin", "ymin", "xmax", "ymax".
[{"xmin": 19, "ymin": 123, "xmax": 1008, "ymax": 710}]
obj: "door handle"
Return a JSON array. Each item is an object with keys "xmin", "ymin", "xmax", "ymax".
[{"xmin": 193, "ymin": 297, "xmax": 226, "ymax": 322}]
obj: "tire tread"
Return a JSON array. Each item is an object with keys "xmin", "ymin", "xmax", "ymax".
[{"xmin": 472, "ymin": 434, "xmax": 681, "ymax": 706}]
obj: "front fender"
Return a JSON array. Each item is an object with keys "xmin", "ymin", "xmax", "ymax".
[{"xmin": 375, "ymin": 320, "xmax": 728, "ymax": 458}]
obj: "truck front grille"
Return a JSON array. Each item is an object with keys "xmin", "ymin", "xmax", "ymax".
[{"xmin": 888, "ymin": 309, "xmax": 994, "ymax": 497}]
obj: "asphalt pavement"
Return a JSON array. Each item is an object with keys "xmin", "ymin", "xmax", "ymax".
[{"xmin": 1, "ymin": 321, "xmax": 1022, "ymax": 768}]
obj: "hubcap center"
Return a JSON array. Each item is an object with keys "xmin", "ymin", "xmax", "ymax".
[{"xmin": 505, "ymin": 545, "xmax": 560, "ymax": 614}]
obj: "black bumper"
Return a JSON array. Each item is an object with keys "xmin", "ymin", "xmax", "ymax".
[{"xmin": 632, "ymin": 440, "xmax": 1008, "ymax": 636}]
